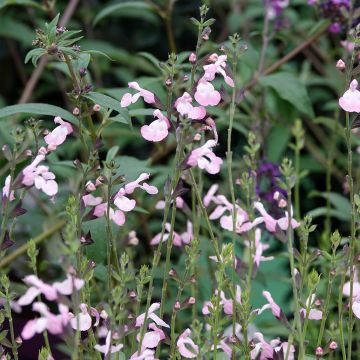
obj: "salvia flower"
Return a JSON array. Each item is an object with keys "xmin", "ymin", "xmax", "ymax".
[
  {"xmin": 17, "ymin": 274, "xmax": 84, "ymax": 306},
  {"xmin": 135, "ymin": 302, "xmax": 170, "ymax": 328},
  {"xmin": 202, "ymin": 54, "xmax": 234, "ymax": 87},
  {"xmin": 259, "ymin": 291, "xmax": 281, "ymax": 319},
  {"xmin": 120, "ymin": 82, "xmax": 155, "ymax": 107},
  {"xmin": 130, "ymin": 349, "xmax": 156, "ymax": 360},
  {"xmin": 22, "ymin": 154, "xmax": 58, "ymax": 196},
  {"xmin": 2, "ymin": 175, "xmax": 15, "ymax": 202},
  {"xmin": 140, "ymin": 109, "xmax": 170, "ymax": 142},
  {"xmin": 21, "ymin": 302, "xmax": 69, "ymax": 340},
  {"xmin": 44, "ymin": 116, "xmax": 73, "ymax": 151},
  {"xmin": 194, "ymin": 80, "xmax": 221, "ymax": 106},
  {"xmin": 94, "ymin": 331, "xmax": 123, "ymax": 356},
  {"xmin": 254, "ymin": 201, "xmax": 299, "ymax": 232},
  {"xmin": 175, "ymin": 92, "xmax": 206, "ymax": 120},
  {"xmin": 339, "ymin": 79, "xmax": 360, "ymax": 113},
  {"xmin": 186, "ymin": 139, "xmax": 223, "ymax": 175},
  {"xmin": 300, "ymin": 294, "xmax": 323, "ymax": 320},
  {"xmin": 69, "ymin": 303, "xmax": 100, "ymax": 331},
  {"xmin": 177, "ymin": 328, "xmax": 199, "ymax": 359},
  {"xmin": 137, "ymin": 323, "xmax": 166, "ymax": 352}
]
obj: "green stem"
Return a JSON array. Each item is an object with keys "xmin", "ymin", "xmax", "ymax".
[
  {"xmin": 5, "ymin": 287, "xmax": 18, "ymax": 360},
  {"xmin": 286, "ymin": 188, "xmax": 304, "ymax": 359}
]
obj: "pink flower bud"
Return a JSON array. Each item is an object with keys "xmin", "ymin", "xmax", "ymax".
[
  {"xmin": 26, "ymin": 149, "xmax": 34, "ymax": 156},
  {"xmin": 188, "ymin": 297, "xmax": 196, "ymax": 305},
  {"xmin": 189, "ymin": 52, "xmax": 197, "ymax": 63},
  {"xmin": 336, "ymin": 59, "xmax": 346, "ymax": 70},
  {"xmin": 93, "ymin": 104, "xmax": 101, "ymax": 112},
  {"xmin": 205, "ymin": 117, "xmax": 216, "ymax": 129},
  {"xmin": 73, "ymin": 107, "xmax": 80, "ymax": 115},
  {"xmin": 329, "ymin": 341, "xmax": 337, "ymax": 350},
  {"xmin": 129, "ymin": 291, "xmax": 137, "ymax": 299},
  {"xmin": 100, "ymin": 310, "xmax": 108, "ymax": 319},
  {"xmin": 278, "ymin": 199, "xmax": 287, "ymax": 208},
  {"xmin": 174, "ymin": 301, "xmax": 181, "ymax": 310},
  {"xmin": 193, "ymin": 133, "xmax": 201, "ymax": 141},
  {"xmin": 85, "ymin": 181, "xmax": 96, "ymax": 192},
  {"xmin": 315, "ymin": 347, "xmax": 323, "ymax": 356},
  {"xmin": 165, "ymin": 78, "xmax": 172, "ymax": 87}
]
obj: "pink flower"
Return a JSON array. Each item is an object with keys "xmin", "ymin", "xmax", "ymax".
[
  {"xmin": 22, "ymin": 154, "xmax": 58, "ymax": 196},
  {"xmin": 189, "ymin": 53, "xmax": 197, "ymax": 63},
  {"xmin": 120, "ymin": 82, "xmax": 155, "ymax": 107},
  {"xmin": 336, "ymin": 59, "xmax": 346, "ymax": 70},
  {"xmin": 187, "ymin": 140, "xmax": 223, "ymax": 175},
  {"xmin": 250, "ymin": 332, "xmax": 276, "ymax": 360},
  {"xmin": 44, "ymin": 116, "xmax": 73, "ymax": 151},
  {"xmin": 137, "ymin": 323, "xmax": 166, "ymax": 351},
  {"xmin": 220, "ymin": 285, "xmax": 241, "ymax": 315},
  {"xmin": 343, "ymin": 269, "xmax": 360, "ymax": 319},
  {"xmin": 130, "ymin": 349, "xmax": 156, "ymax": 360},
  {"xmin": 136, "ymin": 303, "xmax": 170, "ymax": 328},
  {"xmin": 82, "ymin": 194, "xmax": 102, "ymax": 207},
  {"xmin": 21, "ymin": 302, "xmax": 69, "ymax": 340},
  {"xmin": 2, "ymin": 175, "xmax": 15, "ymax": 201},
  {"xmin": 141, "ymin": 110, "xmax": 170, "ymax": 142},
  {"xmin": 259, "ymin": 291, "xmax": 281, "ymax": 319},
  {"xmin": 94, "ymin": 331, "xmax": 123, "ymax": 356},
  {"xmin": 177, "ymin": 329, "xmax": 199, "ymax": 358},
  {"xmin": 69, "ymin": 303, "xmax": 100, "ymax": 331},
  {"xmin": 202, "ymin": 54, "xmax": 234, "ymax": 87},
  {"xmin": 244, "ymin": 229, "xmax": 274, "ymax": 269},
  {"xmin": 175, "ymin": 92, "xmax": 206, "ymax": 120},
  {"xmin": 93, "ymin": 203, "xmax": 126, "ymax": 226},
  {"xmin": 339, "ymin": 79, "xmax": 360, "ymax": 113},
  {"xmin": 254, "ymin": 201, "xmax": 299, "ymax": 232},
  {"xmin": 17, "ymin": 274, "xmax": 84, "ymax": 307},
  {"xmin": 151, "ymin": 221, "xmax": 192, "ymax": 247},
  {"xmin": 194, "ymin": 81, "xmax": 221, "ymax": 106},
  {"xmin": 300, "ymin": 295, "xmax": 323, "ymax": 321},
  {"xmin": 203, "ymin": 184, "xmax": 219, "ymax": 207}
]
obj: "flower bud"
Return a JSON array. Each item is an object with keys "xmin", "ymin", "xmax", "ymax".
[
  {"xmin": 73, "ymin": 107, "xmax": 80, "ymax": 116},
  {"xmin": 93, "ymin": 104, "xmax": 101, "ymax": 112},
  {"xmin": 329, "ymin": 341, "xmax": 337, "ymax": 350},
  {"xmin": 79, "ymin": 67, "xmax": 87, "ymax": 77},
  {"xmin": 336, "ymin": 59, "xmax": 346, "ymax": 70},
  {"xmin": 165, "ymin": 78, "xmax": 172, "ymax": 87},
  {"xmin": 193, "ymin": 133, "xmax": 201, "ymax": 141},
  {"xmin": 129, "ymin": 291, "xmax": 137, "ymax": 299},
  {"xmin": 315, "ymin": 347, "xmax": 323, "ymax": 356},
  {"xmin": 174, "ymin": 301, "xmax": 181, "ymax": 310},
  {"xmin": 188, "ymin": 297, "xmax": 196, "ymax": 305},
  {"xmin": 189, "ymin": 52, "xmax": 197, "ymax": 63},
  {"xmin": 86, "ymin": 181, "xmax": 96, "ymax": 192}
]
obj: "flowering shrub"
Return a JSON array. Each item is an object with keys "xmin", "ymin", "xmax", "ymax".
[{"xmin": 1, "ymin": 0, "xmax": 360, "ymax": 359}]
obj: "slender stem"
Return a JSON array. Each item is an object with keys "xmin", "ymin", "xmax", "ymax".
[
  {"xmin": 317, "ymin": 273, "xmax": 334, "ymax": 347},
  {"xmin": 226, "ymin": 47, "xmax": 238, "ymax": 359},
  {"xmin": 286, "ymin": 188, "xmax": 304, "ymax": 359},
  {"xmin": 5, "ymin": 287, "xmax": 18, "ymax": 360},
  {"xmin": 164, "ymin": 0, "xmax": 176, "ymax": 53}
]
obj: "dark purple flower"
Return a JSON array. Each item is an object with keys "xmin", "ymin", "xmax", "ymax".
[{"xmin": 256, "ymin": 160, "xmax": 287, "ymax": 212}]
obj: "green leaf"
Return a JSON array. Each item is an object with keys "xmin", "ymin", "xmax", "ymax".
[
  {"xmin": 0, "ymin": 0, "xmax": 44, "ymax": 10},
  {"xmin": 93, "ymin": 1, "xmax": 157, "ymax": 26},
  {"xmin": 83, "ymin": 218, "xmax": 107, "ymax": 263},
  {"xmin": 306, "ymin": 207, "xmax": 349, "ymax": 221},
  {"xmin": 309, "ymin": 191, "xmax": 351, "ymax": 215},
  {"xmin": 259, "ymin": 72, "xmax": 314, "ymax": 117},
  {"xmin": 0, "ymin": 104, "xmax": 78, "ymax": 124},
  {"xmin": 83, "ymin": 50, "xmax": 112, "ymax": 61},
  {"xmin": 106, "ymin": 146, "xmax": 119, "ymax": 162},
  {"xmin": 0, "ymin": 18, "xmax": 34, "ymax": 45}
]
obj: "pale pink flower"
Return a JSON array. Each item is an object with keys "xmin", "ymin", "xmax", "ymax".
[
  {"xmin": 220, "ymin": 285, "xmax": 241, "ymax": 315},
  {"xmin": 175, "ymin": 92, "xmax": 206, "ymax": 120},
  {"xmin": 150, "ymin": 223, "xmax": 182, "ymax": 246},
  {"xmin": 187, "ymin": 140, "xmax": 223, "ymax": 175},
  {"xmin": 44, "ymin": 116, "xmax": 73, "ymax": 151},
  {"xmin": 181, "ymin": 221, "xmax": 193, "ymax": 244},
  {"xmin": 22, "ymin": 154, "xmax": 58, "ymax": 196},
  {"xmin": 202, "ymin": 301, "xmax": 213, "ymax": 315},
  {"xmin": 177, "ymin": 328, "xmax": 199, "ymax": 358},
  {"xmin": 254, "ymin": 201, "xmax": 299, "ymax": 232},
  {"xmin": 130, "ymin": 349, "xmax": 156, "ymax": 360},
  {"xmin": 336, "ymin": 59, "xmax": 346, "ymax": 70},
  {"xmin": 203, "ymin": 184, "xmax": 219, "ymax": 207},
  {"xmin": 155, "ymin": 196, "xmax": 184, "ymax": 210},
  {"xmin": 250, "ymin": 332, "xmax": 277, "ymax": 360},
  {"xmin": 343, "ymin": 269, "xmax": 360, "ymax": 319},
  {"xmin": 2, "ymin": 175, "xmax": 15, "ymax": 201},
  {"xmin": 21, "ymin": 302, "xmax": 69, "ymax": 340},
  {"xmin": 202, "ymin": 54, "xmax": 234, "ymax": 87},
  {"xmin": 275, "ymin": 342, "xmax": 295, "ymax": 360},
  {"xmin": 69, "ymin": 303, "xmax": 100, "ymax": 331},
  {"xmin": 137, "ymin": 323, "xmax": 166, "ymax": 351},
  {"xmin": 82, "ymin": 194, "xmax": 102, "ymax": 207},
  {"xmin": 341, "ymin": 40, "xmax": 355, "ymax": 52},
  {"xmin": 141, "ymin": 110, "xmax": 170, "ymax": 142},
  {"xmin": 136, "ymin": 303, "xmax": 169, "ymax": 328},
  {"xmin": 17, "ymin": 274, "xmax": 84, "ymax": 307},
  {"xmin": 194, "ymin": 81, "xmax": 221, "ymax": 106},
  {"xmin": 339, "ymin": 79, "xmax": 360, "ymax": 113},
  {"xmin": 94, "ymin": 331, "xmax": 123, "ymax": 356},
  {"xmin": 93, "ymin": 203, "xmax": 126, "ymax": 226},
  {"xmin": 120, "ymin": 82, "xmax": 155, "ymax": 107},
  {"xmin": 259, "ymin": 291, "xmax": 281, "ymax": 319},
  {"xmin": 300, "ymin": 294, "xmax": 323, "ymax": 320},
  {"xmin": 244, "ymin": 229, "xmax": 274, "ymax": 269},
  {"xmin": 189, "ymin": 52, "xmax": 197, "ymax": 63}
]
